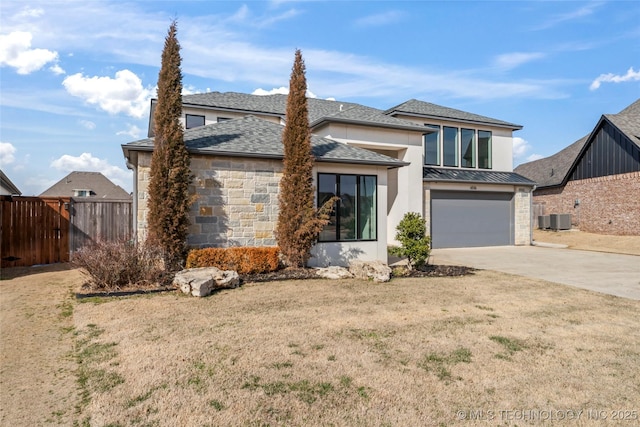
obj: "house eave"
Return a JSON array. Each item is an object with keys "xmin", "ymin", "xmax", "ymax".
[
  {"xmin": 310, "ymin": 117, "xmax": 431, "ymax": 133},
  {"xmin": 387, "ymin": 110, "xmax": 523, "ymax": 130}
]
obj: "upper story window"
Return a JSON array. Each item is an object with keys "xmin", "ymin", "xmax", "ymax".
[
  {"xmin": 424, "ymin": 124, "xmax": 492, "ymax": 170},
  {"xmin": 185, "ymin": 114, "xmax": 205, "ymax": 129},
  {"xmin": 318, "ymin": 173, "xmax": 377, "ymax": 242},
  {"xmin": 73, "ymin": 189, "xmax": 94, "ymax": 197}
]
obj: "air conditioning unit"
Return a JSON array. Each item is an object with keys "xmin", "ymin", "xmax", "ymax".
[
  {"xmin": 550, "ymin": 214, "xmax": 571, "ymax": 230},
  {"xmin": 538, "ymin": 215, "xmax": 550, "ymax": 229}
]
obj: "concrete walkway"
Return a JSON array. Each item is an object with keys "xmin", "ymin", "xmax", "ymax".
[{"xmin": 431, "ymin": 246, "xmax": 640, "ymax": 300}]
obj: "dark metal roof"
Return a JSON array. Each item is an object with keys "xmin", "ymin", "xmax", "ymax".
[
  {"xmin": 423, "ymin": 167, "xmax": 536, "ymax": 186},
  {"xmin": 124, "ymin": 115, "xmax": 408, "ymax": 168},
  {"xmin": 514, "ymin": 98, "xmax": 640, "ymax": 188},
  {"xmin": 385, "ymin": 99, "xmax": 523, "ymax": 130}
]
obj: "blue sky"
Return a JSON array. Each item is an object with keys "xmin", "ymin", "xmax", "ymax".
[{"xmin": 1, "ymin": 0, "xmax": 638, "ymax": 195}]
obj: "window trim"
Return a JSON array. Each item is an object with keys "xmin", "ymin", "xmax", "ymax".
[
  {"xmin": 423, "ymin": 125, "xmax": 493, "ymax": 170},
  {"xmin": 424, "ymin": 124, "xmax": 441, "ymax": 166},
  {"xmin": 443, "ymin": 126, "xmax": 459, "ymax": 167},
  {"xmin": 460, "ymin": 128, "xmax": 476, "ymax": 168},
  {"xmin": 478, "ymin": 130, "xmax": 492, "ymax": 169},
  {"xmin": 317, "ymin": 173, "xmax": 378, "ymax": 242},
  {"xmin": 185, "ymin": 114, "xmax": 205, "ymax": 129}
]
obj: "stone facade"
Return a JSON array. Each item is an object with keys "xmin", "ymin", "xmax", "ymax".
[
  {"xmin": 514, "ymin": 187, "xmax": 532, "ymax": 245},
  {"xmin": 534, "ymin": 171, "xmax": 640, "ymax": 236},
  {"xmin": 136, "ymin": 152, "xmax": 282, "ymax": 247}
]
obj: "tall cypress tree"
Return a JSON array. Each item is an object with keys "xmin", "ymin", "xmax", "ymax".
[
  {"xmin": 276, "ymin": 49, "xmax": 336, "ymax": 267},
  {"xmin": 147, "ymin": 21, "xmax": 192, "ymax": 271}
]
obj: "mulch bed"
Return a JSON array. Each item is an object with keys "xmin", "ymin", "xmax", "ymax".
[
  {"xmin": 75, "ymin": 264, "xmax": 475, "ymax": 297},
  {"xmin": 241, "ymin": 264, "xmax": 475, "ymax": 283}
]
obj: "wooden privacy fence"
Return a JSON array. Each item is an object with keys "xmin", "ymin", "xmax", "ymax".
[{"xmin": 1, "ymin": 196, "xmax": 132, "ymax": 268}]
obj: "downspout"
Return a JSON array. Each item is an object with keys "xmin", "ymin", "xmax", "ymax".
[{"xmin": 529, "ymin": 184, "xmax": 537, "ymax": 246}]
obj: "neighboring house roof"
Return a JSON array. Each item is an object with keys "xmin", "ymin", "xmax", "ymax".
[
  {"xmin": 125, "ymin": 115, "xmax": 409, "ymax": 168},
  {"xmin": 514, "ymin": 136, "xmax": 589, "ymax": 188},
  {"xmin": 39, "ymin": 171, "xmax": 131, "ymax": 200},
  {"xmin": 515, "ymin": 98, "xmax": 640, "ymax": 188},
  {"xmin": 0, "ymin": 169, "xmax": 22, "ymax": 195},
  {"xmin": 384, "ymin": 99, "xmax": 523, "ymax": 130},
  {"xmin": 605, "ymin": 98, "xmax": 640, "ymax": 148},
  {"xmin": 180, "ymin": 92, "xmax": 428, "ymax": 132},
  {"xmin": 423, "ymin": 167, "xmax": 535, "ymax": 186}
]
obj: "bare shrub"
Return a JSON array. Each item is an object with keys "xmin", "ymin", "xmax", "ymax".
[{"xmin": 72, "ymin": 239, "xmax": 170, "ymax": 290}]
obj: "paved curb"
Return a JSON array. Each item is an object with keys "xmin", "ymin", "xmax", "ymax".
[{"xmin": 532, "ymin": 241, "xmax": 569, "ymax": 249}]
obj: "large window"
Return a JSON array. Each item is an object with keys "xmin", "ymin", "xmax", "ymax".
[
  {"xmin": 318, "ymin": 173, "xmax": 377, "ymax": 242},
  {"xmin": 478, "ymin": 130, "xmax": 492, "ymax": 169},
  {"xmin": 460, "ymin": 128, "xmax": 476, "ymax": 168},
  {"xmin": 185, "ymin": 114, "xmax": 205, "ymax": 129},
  {"xmin": 424, "ymin": 124, "xmax": 440, "ymax": 166},
  {"xmin": 423, "ymin": 125, "xmax": 492, "ymax": 170},
  {"xmin": 443, "ymin": 126, "xmax": 459, "ymax": 167}
]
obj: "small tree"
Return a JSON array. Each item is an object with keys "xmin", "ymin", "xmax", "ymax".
[
  {"xmin": 276, "ymin": 49, "xmax": 336, "ymax": 267},
  {"xmin": 389, "ymin": 212, "xmax": 431, "ymax": 270},
  {"xmin": 147, "ymin": 20, "xmax": 192, "ymax": 271}
]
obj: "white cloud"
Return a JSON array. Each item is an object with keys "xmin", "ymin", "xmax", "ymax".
[
  {"xmin": 79, "ymin": 120, "xmax": 96, "ymax": 130},
  {"xmin": 116, "ymin": 124, "xmax": 142, "ymax": 139},
  {"xmin": 533, "ymin": 2, "xmax": 603, "ymax": 30},
  {"xmin": 62, "ymin": 70, "xmax": 153, "ymax": 118},
  {"xmin": 50, "ymin": 152, "xmax": 132, "ymax": 189},
  {"xmin": 494, "ymin": 52, "xmax": 545, "ymax": 71},
  {"xmin": 16, "ymin": 6, "xmax": 45, "ymax": 18},
  {"xmin": 513, "ymin": 137, "xmax": 542, "ymax": 165},
  {"xmin": 0, "ymin": 31, "xmax": 58, "ymax": 74},
  {"xmin": 589, "ymin": 67, "xmax": 640, "ymax": 90},
  {"xmin": 252, "ymin": 86, "xmax": 318, "ymax": 98},
  {"xmin": 0, "ymin": 142, "xmax": 17, "ymax": 166},
  {"xmin": 49, "ymin": 63, "xmax": 65, "ymax": 75},
  {"xmin": 354, "ymin": 11, "xmax": 405, "ymax": 28}
]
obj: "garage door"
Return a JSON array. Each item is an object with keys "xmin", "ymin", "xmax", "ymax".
[{"xmin": 431, "ymin": 191, "xmax": 514, "ymax": 249}]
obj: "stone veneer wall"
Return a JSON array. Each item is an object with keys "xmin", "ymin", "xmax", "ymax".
[
  {"xmin": 514, "ymin": 187, "xmax": 531, "ymax": 245},
  {"xmin": 534, "ymin": 171, "xmax": 640, "ymax": 236},
  {"xmin": 136, "ymin": 152, "xmax": 282, "ymax": 247}
]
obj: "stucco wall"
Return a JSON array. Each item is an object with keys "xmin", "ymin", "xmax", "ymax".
[{"xmin": 534, "ymin": 171, "xmax": 640, "ymax": 236}]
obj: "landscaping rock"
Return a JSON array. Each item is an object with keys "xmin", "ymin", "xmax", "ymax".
[
  {"xmin": 173, "ymin": 267, "xmax": 240, "ymax": 297},
  {"xmin": 348, "ymin": 260, "xmax": 392, "ymax": 283},
  {"xmin": 314, "ymin": 266, "xmax": 354, "ymax": 280}
]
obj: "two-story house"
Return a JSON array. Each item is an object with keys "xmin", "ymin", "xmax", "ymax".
[{"xmin": 122, "ymin": 92, "xmax": 534, "ymax": 267}]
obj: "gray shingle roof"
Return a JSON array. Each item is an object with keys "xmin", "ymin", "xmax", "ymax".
[
  {"xmin": 514, "ymin": 136, "xmax": 588, "ymax": 188},
  {"xmin": 125, "ymin": 115, "xmax": 408, "ymax": 168},
  {"xmin": 181, "ymin": 92, "xmax": 427, "ymax": 132},
  {"xmin": 39, "ymin": 171, "xmax": 131, "ymax": 200},
  {"xmin": 606, "ymin": 98, "xmax": 640, "ymax": 147},
  {"xmin": 515, "ymin": 98, "xmax": 640, "ymax": 188},
  {"xmin": 423, "ymin": 167, "xmax": 535, "ymax": 186},
  {"xmin": 385, "ymin": 99, "xmax": 522, "ymax": 130}
]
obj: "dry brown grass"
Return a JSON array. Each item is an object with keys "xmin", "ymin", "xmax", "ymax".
[
  {"xmin": 534, "ymin": 229, "xmax": 640, "ymax": 256},
  {"xmin": 2, "ymin": 265, "xmax": 639, "ymax": 426}
]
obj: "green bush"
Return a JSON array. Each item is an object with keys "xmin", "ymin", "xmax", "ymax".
[{"xmin": 388, "ymin": 212, "xmax": 431, "ymax": 270}]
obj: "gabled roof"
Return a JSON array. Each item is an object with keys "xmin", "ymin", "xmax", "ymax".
[
  {"xmin": 514, "ymin": 136, "xmax": 588, "ymax": 188},
  {"xmin": 384, "ymin": 99, "xmax": 523, "ymax": 130},
  {"xmin": 0, "ymin": 169, "xmax": 22, "ymax": 195},
  {"xmin": 423, "ymin": 167, "xmax": 535, "ymax": 186},
  {"xmin": 39, "ymin": 171, "xmax": 131, "ymax": 200},
  {"xmin": 125, "ymin": 115, "xmax": 408, "ymax": 168},
  {"xmin": 179, "ymin": 92, "xmax": 427, "ymax": 133},
  {"xmin": 515, "ymin": 98, "xmax": 640, "ymax": 189}
]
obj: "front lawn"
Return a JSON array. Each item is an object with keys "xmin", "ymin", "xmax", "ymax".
[{"xmin": 71, "ymin": 271, "xmax": 639, "ymax": 426}]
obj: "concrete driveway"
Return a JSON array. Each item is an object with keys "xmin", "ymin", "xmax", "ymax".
[{"xmin": 431, "ymin": 246, "xmax": 640, "ymax": 300}]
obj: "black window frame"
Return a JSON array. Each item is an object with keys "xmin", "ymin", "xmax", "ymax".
[
  {"xmin": 424, "ymin": 124, "xmax": 441, "ymax": 166},
  {"xmin": 478, "ymin": 130, "xmax": 492, "ymax": 169},
  {"xmin": 185, "ymin": 114, "xmax": 205, "ymax": 129},
  {"xmin": 317, "ymin": 173, "xmax": 378, "ymax": 242}
]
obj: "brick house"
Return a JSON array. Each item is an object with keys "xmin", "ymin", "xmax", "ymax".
[
  {"xmin": 515, "ymin": 99, "xmax": 640, "ymax": 236},
  {"xmin": 123, "ymin": 92, "xmax": 534, "ymax": 267}
]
